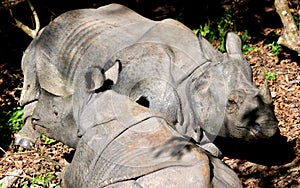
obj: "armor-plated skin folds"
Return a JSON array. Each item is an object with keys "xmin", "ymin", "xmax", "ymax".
[
  {"xmin": 15, "ymin": 3, "xmax": 279, "ymax": 186},
  {"xmin": 64, "ymin": 90, "xmax": 243, "ymax": 188},
  {"xmin": 16, "ymin": 3, "xmax": 278, "ymax": 155}
]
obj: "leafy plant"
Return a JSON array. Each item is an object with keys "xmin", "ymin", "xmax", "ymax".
[
  {"xmin": 6, "ymin": 106, "xmax": 24, "ymax": 133},
  {"xmin": 193, "ymin": 23, "xmax": 211, "ymax": 37},
  {"xmin": 41, "ymin": 134, "xmax": 56, "ymax": 145},
  {"xmin": 267, "ymin": 41, "xmax": 281, "ymax": 54},
  {"xmin": 293, "ymin": 15, "xmax": 299, "ymax": 27},
  {"xmin": 193, "ymin": 8, "xmax": 253, "ymax": 54},
  {"xmin": 265, "ymin": 71, "xmax": 276, "ymax": 81},
  {"xmin": 240, "ymin": 30, "xmax": 256, "ymax": 54},
  {"xmin": 23, "ymin": 173, "xmax": 58, "ymax": 188}
]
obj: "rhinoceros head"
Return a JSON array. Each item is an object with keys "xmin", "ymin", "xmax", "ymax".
[
  {"xmin": 30, "ymin": 89, "xmax": 79, "ymax": 148},
  {"xmin": 29, "ymin": 66, "xmax": 106, "ymax": 148},
  {"xmin": 190, "ymin": 32, "xmax": 278, "ymax": 141}
]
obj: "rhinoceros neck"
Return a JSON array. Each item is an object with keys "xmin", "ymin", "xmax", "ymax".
[
  {"xmin": 175, "ymin": 61, "xmax": 219, "ymax": 142},
  {"xmin": 111, "ymin": 41, "xmax": 215, "ymax": 142}
]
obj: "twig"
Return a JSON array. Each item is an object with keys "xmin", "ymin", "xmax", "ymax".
[
  {"xmin": 8, "ymin": 150, "xmax": 37, "ymax": 156},
  {"xmin": 285, "ymin": 75, "xmax": 300, "ymax": 85},
  {"xmin": 0, "ymin": 147, "xmax": 6, "ymax": 154},
  {"xmin": 0, "ymin": 173, "xmax": 33, "ymax": 181},
  {"xmin": 6, "ymin": 149, "xmax": 64, "ymax": 167},
  {"xmin": 9, "ymin": 0, "xmax": 40, "ymax": 38},
  {"xmin": 288, "ymin": 79, "xmax": 300, "ymax": 84}
]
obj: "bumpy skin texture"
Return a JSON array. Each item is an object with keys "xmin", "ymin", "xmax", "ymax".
[
  {"xmin": 36, "ymin": 89, "xmax": 242, "ymax": 188},
  {"xmin": 15, "ymin": 3, "xmax": 276, "ymax": 187},
  {"xmin": 29, "ymin": 63, "xmax": 243, "ymax": 187},
  {"xmin": 16, "ymin": 4, "xmax": 277, "ymax": 154}
]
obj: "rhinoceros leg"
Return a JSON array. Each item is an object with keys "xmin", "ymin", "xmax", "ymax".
[
  {"xmin": 200, "ymin": 131, "xmax": 222, "ymax": 157},
  {"xmin": 14, "ymin": 101, "xmax": 40, "ymax": 148},
  {"xmin": 209, "ymin": 155, "xmax": 243, "ymax": 188}
]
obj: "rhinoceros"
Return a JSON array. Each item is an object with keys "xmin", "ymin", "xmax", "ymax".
[
  {"xmin": 15, "ymin": 3, "xmax": 278, "ymax": 157},
  {"xmin": 31, "ymin": 83, "xmax": 242, "ymax": 187}
]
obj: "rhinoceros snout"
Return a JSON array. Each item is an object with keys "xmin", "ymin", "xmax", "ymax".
[
  {"xmin": 250, "ymin": 119, "xmax": 278, "ymax": 140},
  {"xmin": 249, "ymin": 123, "xmax": 265, "ymax": 139},
  {"xmin": 31, "ymin": 118, "xmax": 39, "ymax": 129},
  {"xmin": 14, "ymin": 135, "xmax": 35, "ymax": 148}
]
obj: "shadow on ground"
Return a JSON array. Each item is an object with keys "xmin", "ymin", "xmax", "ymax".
[{"xmin": 215, "ymin": 130, "xmax": 296, "ymax": 166}]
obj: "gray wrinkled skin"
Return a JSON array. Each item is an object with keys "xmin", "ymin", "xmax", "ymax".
[
  {"xmin": 15, "ymin": 3, "xmax": 278, "ymax": 156},
  {"xmin": 27, "ymin": 56, "xmax": 243, "ymax": 187},
  {"xmin": 32, "ymin": 86, "xmax": 242, "ymax": 187},
  {"xmin": 62, "ymin": 90, "xmax": 242, "ymax": 188}
]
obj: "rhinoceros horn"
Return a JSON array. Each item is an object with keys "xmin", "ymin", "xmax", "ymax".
[{"xmin": 259, "ymin": 79, "xmax": 273, "ymax": 105}]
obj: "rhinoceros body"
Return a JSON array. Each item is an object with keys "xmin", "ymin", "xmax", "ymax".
[
  {"xmin": 14, "ymin": 3, "xmax": 279, "ymax": 187},
  {"xmin": 32, "ymin": 88, "xmax": 242, "ymax": 187},
  {"xmin": 17, "ymin": 0, "xmax": 278, "ymax": 163},
  {"xmin": 17, "ymin": 3, "xmax": 208, "ymax": 147},
  {"xmin": 16, "ymin": 4, "xmax": 278, "ymax": 154}
]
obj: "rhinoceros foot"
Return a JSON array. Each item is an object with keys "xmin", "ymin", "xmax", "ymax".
[
  {"xmin": 201, "ymin": 143, "xmax": 222, "ymax": 157},
  {"xmin": 14, "ymin": 135, "xmax": 35, "ymax": 148}
]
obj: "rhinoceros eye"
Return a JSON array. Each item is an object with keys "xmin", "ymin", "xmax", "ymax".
[{"xmin": 227, "ymin": 98, "xmax": 238, "ymax": 113}]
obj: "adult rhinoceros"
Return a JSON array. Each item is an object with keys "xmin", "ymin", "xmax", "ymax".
[
  {"xmin": 31, "ymin": 86, "xmax": 243, "ymax": 187},
  {"xmin": 15, "ymin": 3, "xmax": 278, "ymax": 157}
]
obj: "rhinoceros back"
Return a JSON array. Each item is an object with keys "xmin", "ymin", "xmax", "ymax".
[
  {"xmin": 22, "ymin": 4, "xmax": 155, "ymax": 98},
  {"xmin": 20, "ymin": 3, "xmax": 213, "ymax": 147},
  {"xmin": 110, "ymin": 19, "xmax": 210, "ymax": 140}
]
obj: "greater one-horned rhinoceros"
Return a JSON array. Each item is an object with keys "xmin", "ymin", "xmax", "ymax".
[
  {"xmin": 28, "ymin": 59, "xmax": 243, "ymax": 187},
  {"xmin": 16, "ymin": 3, "xmax": 278, "ymax": 156},
  {"xmin": 32, "ymin": 85, "xmax": 243, "ymax": 187}
]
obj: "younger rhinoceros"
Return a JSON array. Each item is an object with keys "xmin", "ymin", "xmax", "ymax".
[{"xmin": 15, "ymin": 3, "xmax": 278, "ymax": 157}]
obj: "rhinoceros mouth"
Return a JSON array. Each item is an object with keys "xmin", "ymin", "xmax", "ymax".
[
  {"xmin": 248, "ymin": 123, "xmax": 268, "ymax": 139},
  {"xmin": 236, "ymin": 123, "xmax": 267, "ymax": 140},
  {"xmin": 31, "ymin": 118, "xmax": 48, "ymax": 132}
]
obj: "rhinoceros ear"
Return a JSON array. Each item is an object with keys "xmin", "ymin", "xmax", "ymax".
[
  {"xmin": 198, "ymin": 35, "xmax": 222, "ymax": 61},
  {"xmin": 225, "ymin": 32, "xmax": 242, "ymax": 57},
  {"xmin": 84, "ymin": 67, "xmax": 105, "ymax": 92},
  {"xmin": 37, "ymin": 57, "xmax": 73, "ymax": 96},
  {"xmin": 105, "ymin": 60, "xmax": 120, "ymax": 84}
]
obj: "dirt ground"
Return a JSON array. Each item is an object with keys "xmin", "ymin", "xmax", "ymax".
[{"xmin": 0, "ymin": 0, "xmax": 299, "ymax": 187}]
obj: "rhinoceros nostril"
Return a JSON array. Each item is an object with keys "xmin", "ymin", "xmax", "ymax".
[
  {"xmin": 31, "ymin": 118, "xmax": 39, "ymax": 125},
  {"xmin": 251, "ymin": 123, "xmax": 261, "ymax": 134},
  {"xmin": 249, "ymin": 123, "xmax": 268, "ymax": 139}
]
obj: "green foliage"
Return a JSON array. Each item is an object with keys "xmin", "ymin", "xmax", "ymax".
[
  {"xmin": 22, "ymin": 173, "xmax": 58, "ymax": 188},
  {"xmin": 41, "ymin": 134, "xmax": 56, "ymax": 145},
  {"xmin": 176, "ymin": 10, "xmax": 184, "ymax": 22},
  {"xmin": 293, "ymin": 15, "xmax": 299, "ymax": 27},
  {"xmin": 193, "ymin": 8, "xmax": 253, "ymax": 54},
  {"xmin": 6, "ymin": 106, "xmax": 24, "ymax": 133},
  {"xmin": 0, "ymin": 106, "xmax": 24, "ymax": 147},
  {"xmin": 267, "ymin": 41, "xmax": 281, "ymax": 55},
  {"xmin": 265, "ymin": 71, "xmax": 276, "ymax": 81},
  {"xmin": 240, "ymin": 30, "xmax": 257, "ymax": 54}
]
